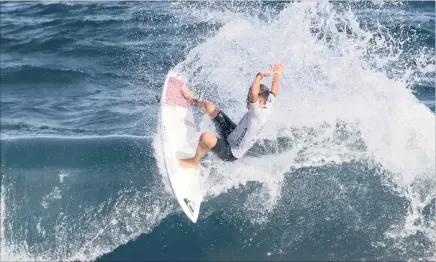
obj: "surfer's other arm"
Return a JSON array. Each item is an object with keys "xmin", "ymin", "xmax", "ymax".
[
  {"xmin": 270, "ymin": 63, "xmax": 284, "ymax": 96},
  {"xmin": 249, "ymin": 67, "xmax": 272, "ymax": 102}
]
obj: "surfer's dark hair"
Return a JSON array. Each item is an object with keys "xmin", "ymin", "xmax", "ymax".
[
  {"xmin": 258, "ymin": 84, "xmax": 270, "ymax": 101},
  {"xmin": 246, "ymin": 84, "xmax": 271, "ymax": 109}
]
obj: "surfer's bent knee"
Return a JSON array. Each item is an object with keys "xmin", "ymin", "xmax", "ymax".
[{"xmin": 199, "ymin": 132, "xmax": 217, "ymax": 149}]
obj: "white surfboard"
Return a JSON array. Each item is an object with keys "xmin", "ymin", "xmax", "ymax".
[{"xmin": 159, "ymin": 71, "xmax": 202, "ymax": 223}]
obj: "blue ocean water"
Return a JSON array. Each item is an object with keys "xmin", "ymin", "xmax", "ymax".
[{"xmin": 1, "ymin": 1, "xmax": 435, "ymax": 261}]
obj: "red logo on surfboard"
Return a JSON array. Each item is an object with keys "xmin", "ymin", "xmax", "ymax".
[{"xmin": 165, "ymin": 77, "xmax": 189, "ymax": 109}]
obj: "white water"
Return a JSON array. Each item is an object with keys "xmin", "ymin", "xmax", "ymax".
[
  {"xmin": 170, "ymin": 1, "xmax": 435, "ymax": 258},
  {"xmin": 1, "ymin": 1, "xmax": 434, "ymax": 261}
]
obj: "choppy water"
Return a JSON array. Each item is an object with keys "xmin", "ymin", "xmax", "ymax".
[{"xmin": 1, "ymin": 1, "xmax": 435, "ymax": 261}]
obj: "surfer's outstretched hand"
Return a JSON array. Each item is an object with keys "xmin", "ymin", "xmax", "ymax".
[
  {"xmin": 272, "ymin": 63, "xmax": 285, "ymax": 73},
  {"xmin": 259, "ymin": 63, "xmax": 284, "ymax": 77},
  {"xmin": 259, "ymin": 65, "xmax": 273, "ymax": 77}
]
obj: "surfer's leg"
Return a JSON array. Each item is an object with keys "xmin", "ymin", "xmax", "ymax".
[
  {"xmin": 182, "ymin": 87, "xmax": 219, "ymax": 119},
  {"xmin": 196, "ymin": 100, "xmax": 220, "ymax": 119},
  {"xmin": 211, "ymin": 110, "xmax": 236, "ymax": 139},
  {"xmin": 179, "ymin": 132, "xmax": 217, "ymax": 168}
]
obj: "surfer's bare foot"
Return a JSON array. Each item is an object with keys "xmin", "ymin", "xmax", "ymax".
[
  {"xmin": 178, "ymin": 158, "xmax": 198, "ymax": 168},
  {"xmin": 181, "ymin": 87, "xmax": 195, "ymax": 101}
]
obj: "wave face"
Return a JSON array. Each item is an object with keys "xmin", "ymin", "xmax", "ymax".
[{"xmin": 1, "ymin": 1, "xmax": 435, "ymax": 261}]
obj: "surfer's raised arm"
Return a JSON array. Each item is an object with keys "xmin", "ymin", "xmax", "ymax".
[
  {"xmin": 249, "ymin": 67, "xmax": 273, "ymax": 102},
  {"xmin": 248, "ymin": 63, "xmax": 284, "ymax": 103},
  {"xmin": 270, "ymin": 63, "xmax": 284, "ymax": 96}
]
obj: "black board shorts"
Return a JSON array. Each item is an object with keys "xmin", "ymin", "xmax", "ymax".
[{"xmin": 211, "ymin": 110, "xmax": 238, "ymax": 162}]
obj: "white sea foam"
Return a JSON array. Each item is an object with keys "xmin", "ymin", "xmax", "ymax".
[{"xmin": 170, "ymin": 1, "xmax": 435, "ymax": 259}]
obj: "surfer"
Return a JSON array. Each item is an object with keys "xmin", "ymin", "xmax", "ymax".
[{"xmin": 179, "ymin": 63, "xmax": 284, "ymax": 168}]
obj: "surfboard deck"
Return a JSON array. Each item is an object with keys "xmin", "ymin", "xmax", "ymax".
[{"xmin": 159, "ymin": 71, "xmax": 202, "ymax": 223}]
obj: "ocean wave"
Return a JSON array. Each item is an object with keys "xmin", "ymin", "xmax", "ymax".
[
  {"xmin": 1, "ymin": 122, "xmax": 87, "ymax": 135},
  {"xmin": 0, "ymin": 136, "xmax": 150, "ymax": 168},
  {"xmin": 1, "ymin": 65, "xmax": 90, "ymax": 85},
  {"xmin": 3, "ymin": 35, "xmax": 76, "ymax": 53},
  {"xmin": 0, "ymin": 136, "xmax": 174, "ymax": 261},
  {"xmin": 1, "ymin": 1, "xmax": 434, "ymax": 261}
]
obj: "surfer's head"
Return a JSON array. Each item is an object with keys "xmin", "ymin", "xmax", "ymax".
[
  {"xmin": 258, "ymin": 84, "xmax": 271, "ymax": 107},
  {"xmin": 246, "ymin": 84, "xmax": 271, "ymax": 109}
]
